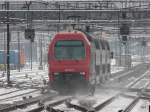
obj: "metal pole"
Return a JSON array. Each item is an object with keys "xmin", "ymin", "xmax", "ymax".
[
  {"xmin": 41, "ymin": 35, "xmax": 43, "ymax": 67},
  {"xmin": 128, "ymin": 36, "xmax": 131, "ymax": 68},
  {"xmin": 4, "ymin": 31, "xmax": 6, "ymax": 72},
  {"xmin": 30, "ymin": 41, "xmax": 32, "ymax": 70},
  {"xmin": 117, "ymin": 12, "xmax": 121, "ymax": 66},
  {"xmin": 26, "ymin": 2, "xmax": 33, "ymax": 70},
  {"xmin": 17, "ymin": 31, "xmax": 20, "ymax": 72},
  {"xmin": 57, "ymin": 4, "xmax": 60, "ymax": 32},
  {"xmin": 6, "ymin": 2, "xmax": 11, "ymax": 85},
  {"xmin": 125, "ymin": 42, "xmax": 128, "ymax": 68},
  {"xmin": 39, "ymin": 33, "xmax": 43, "ymax": 70},
  {"xmin": 143, "ymin": 45, "xmax": 145, "ymax": 62}
]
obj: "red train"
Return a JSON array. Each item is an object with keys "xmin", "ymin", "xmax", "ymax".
[{"xmin": 48, "ymin": 31, "xmax": 111, "ymax": 91}]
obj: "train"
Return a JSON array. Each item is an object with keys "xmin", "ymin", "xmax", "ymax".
[
  {"xmin": 0, "ymin": 50, "xmax": 25, "ymax": 70},
  {"xmin": 48, "ymin": 30, "xmax": 111, "ymax": 92}
]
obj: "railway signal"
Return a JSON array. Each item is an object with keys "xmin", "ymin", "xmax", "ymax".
[
  {"xmin": 120, "ymin": 24, "xmax": 130, "ymax": 44},
  {"xmin": 25, "ymin": 28, "xmax": 35, "ymax": 42}
]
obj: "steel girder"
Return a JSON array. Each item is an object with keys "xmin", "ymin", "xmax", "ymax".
[{"xmin": 0, "ymin": 1, "xmax": 150, "ymax": 32}]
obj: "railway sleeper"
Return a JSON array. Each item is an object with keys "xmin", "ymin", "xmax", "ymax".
[{"xmin": 27, "ymin": 96, "xmax": 73, "ymax": 112}]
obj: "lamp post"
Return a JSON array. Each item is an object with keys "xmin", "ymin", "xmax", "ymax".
[
  {"xmin": 6, "ymin": 2, "xmax": 11, "ymax": 85},
  {"xmin": 25, "ymin": 1, "xmax": 33, "ymax": 70},
  {"xmin": 39, "ymin": 33, "xmax": 43, "ymax": 70},
  {"xmin": 17, "ymin": 31, "xmax": 20, "ymax": 72},
  {"xmin": 4, "ymin": 31, "xmax": 6, "ymax": 72}
]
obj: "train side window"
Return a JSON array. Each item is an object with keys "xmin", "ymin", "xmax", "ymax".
[
  {"xmin": 103, "ymin": 40, "xmax": 107, "ymax": 50},
  {"xmin": 106, "ymin": 41, "xmax": 110, "ymax": 50},
  {"xmin": 102, "ymin": 65, "xmax": 105, "ymax": 73},
  {"xmin": 110, "ymin": 52, "xmax": 114, "ymax": 58},
  {"xmin": 108, "ymin": 64, "xmax": 110, "ymax": 72},
  {"xmin": 100, "ymin": 40, "xmax": 105, "ymax": 50},
  {"xmin": 94, "ymin": 39, "xmax": 100, "ymax": 49}
]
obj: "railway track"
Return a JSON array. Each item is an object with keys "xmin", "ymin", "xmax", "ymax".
[
  {"xmin": 5, "ymin": 92, "xmax": 148, "ymax": 112},
  {"xmin": 0, "ymin": 89, "xmax": 40, "ymax": 102},
  {"xmin": 0, "ymin": 91, "xmax": 149, "ymax": 112},
  {"xmin": 0, "ymin": 63, "xmax": 150, "ymax": 112},
  {"xmin": 0, "ymin": 88, "xmax": 58, "ymax": 112},
  {"xmin": 110, "ymin": 63, "xmax": 149, "ymax": 82},
  {"xmin": 0, "ymin": 82, "xmax": 148, "ymax": 112}
]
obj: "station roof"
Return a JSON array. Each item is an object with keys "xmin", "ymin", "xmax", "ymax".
[{"xmin": 0, "ymin": 0, "xmax": 150, "ymax": 36}]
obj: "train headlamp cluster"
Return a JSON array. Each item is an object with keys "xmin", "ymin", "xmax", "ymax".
[
  {"xmin": 54, "ymin": 72, "xmax": 59, "ymax": 75},
  {"xmin": 80, "ymin": 72, "xmax": 85, "ymax": 75},
  {"xmin": 54, "ymin": 72, "xmax": 85, "ymax": 75}
]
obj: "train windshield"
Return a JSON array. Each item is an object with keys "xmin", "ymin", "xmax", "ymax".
[{"xmin": 55, "ymin": 40, "xmax": 85, "ymax": 60}]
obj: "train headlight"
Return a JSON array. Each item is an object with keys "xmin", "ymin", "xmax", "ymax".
[
  {"xmin": 80, "ymin": 72, "xmax": 85, "ymax": 75},
  {"xmin": 54, "ymin": 72, "xmax": 59, "ymax": 75}
]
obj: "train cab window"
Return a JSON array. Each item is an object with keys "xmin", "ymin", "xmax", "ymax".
[{"xmin": 54, "ymin": 40, "xmax": 85, "ymax": 60}]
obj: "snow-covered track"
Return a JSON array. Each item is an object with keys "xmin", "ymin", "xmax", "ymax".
[
  {"xmin": 0, "ymin": 90, "xmax": 150, "ymax": 112},
  {"xmin": 0, "ymin": 92, "xmax": 58, "ymax": 112},
  {"xmin": 123, "ymin": 96, "xmax": 140, "ymax": 112},
  {"xmin": 0, "ymin": 89, "xmax": 39, "ymax": 102},
  {"xmin": 110, "ymin": 63, "xmax": 149, "ymax": 81},
  {"xmin": 65, "ymin": 95, "xmax": 117, "ymax": 112},
  {"xmin": 27, "ymin": 96, "xmax": 73, "ymax": 112}
]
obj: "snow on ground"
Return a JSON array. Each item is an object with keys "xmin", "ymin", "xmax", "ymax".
[
  {"xmin": 100, "ymin": 96, "xmax": 133, "ymax": 112},
  {"xmin": 0, "ymin": 89, "xmax": 36, "ymax": 101},
  {"xmin": 0, "ymin": 64, "xmax": 48, "ymax": 88},
  {"xmin": 52, "ymin": 89, "xmax": 120, "ymax": 112},
  {"xmin": 111, "ymin": 59, "xmax": 124, "ymax": 74},
  {"xmin": 0, "ymin": 57, "xmax": 143, "ymax": 86},
  {"xmin": 0, "ymin": 90, "xmax": 41, "ymax": 104},
  {"xmin": 130, "ymin": 100, "xmax": 150, "ymax": 112},
  {"xmin": 132, "ymin": 62, "xmax": 141, "ymax": 67},
  {"xmin": 0, "ymin": 61, "xmax": 147, "ymax": 111},
  {"xmin": 111, "ymin": 58, "xmax": 142, "ymax": 74},
  {"xmin": 111, "ymin": 66, "xmax": 124, "ymax": 74},
  {"xmin": 0, "ymin": 88, "xmax": 18, "ymax": 95}
]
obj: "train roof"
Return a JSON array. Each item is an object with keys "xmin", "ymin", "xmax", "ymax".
[
  {"xmin": 54, "ymin": 30, "xmax": 108, "ymax": 43},
  {"xmin": 77, "ymin": 30, "xmax": 108, "ymax": 42},
  {"xmin": 52, "ymin": 30, "xmax": 110, "ymax": 50},
  {"xmin": 54, "ymin": 31, "xmax": 91, "ymax": 41},
  {"xmin": 78, "ymin": 30, "xmax": 110, "ymax": 50},
  {"xmin": 55, "ymin": 31, "xmax": 82, "ymax": 35}
]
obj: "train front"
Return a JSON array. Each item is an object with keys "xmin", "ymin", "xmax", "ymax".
[{"xmin": 48, "ymin": 32, "xmax": 90, "ymax": 91}]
